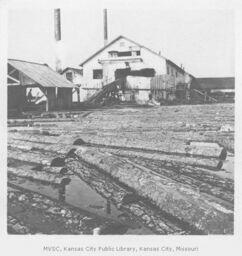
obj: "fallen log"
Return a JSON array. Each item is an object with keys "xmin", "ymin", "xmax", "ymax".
[
  {"xmin": 73, "ymin": 136, "xmax": 227, "ymax": 159},
  {"xmin": 65, "ymin": 158, "xmax": 191, "ymax": 234},
  {"xmin": 72, "ymin": 146, "xmax": 233, "ymax": 234},
  {"xmin": 9, "ymin": 131, "xmax": 227, "ymax": 160},
  {"xmin": 8, "ymin": 167, "xmax": 71, "ymax": 185},
  {"xmin": 8, "ymin": 133, "xmax": 76, "ymax": 145},
  {"xmin": 32, "ymin": 166, "xmax": 70, "ymax": 175},
  {"xmin": 98, "ymin": 147, "xmax": 223, "ymax": 170},
  {"xmin": 8, "ymin": 147, "xmax": 66, "ymax": 167},
  {"xmin": 8, "ymin": 140, "xmax": 75, "ymax": 155},
  {"xmin": 127, "ymin": 157, "xmax": 233, "ymax": 203},
  {"xmin": 9, "ymin": 137, "xmax": 224, "ymax": 170}
]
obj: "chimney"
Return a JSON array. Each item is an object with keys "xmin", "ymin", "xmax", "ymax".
[
  {"xmin": 103, "ymin": 9, "xmax": 108, "ymax": 46},
  {"xmin": 54, "ymin": 9, "xmax": 62, "ymax": 73}
]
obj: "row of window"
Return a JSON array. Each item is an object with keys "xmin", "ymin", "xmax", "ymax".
[{"xmin": 108, "ymin": 50, "xmax": 140, "ymax": 58}]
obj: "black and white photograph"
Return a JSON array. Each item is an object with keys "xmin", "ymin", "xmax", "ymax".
[{"xmin": 1, "ymin": 0, "xmax": 242, "ymax": 255}]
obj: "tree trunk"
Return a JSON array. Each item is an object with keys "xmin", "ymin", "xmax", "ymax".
[{"xmin": 72, "ymin": 146, "xmax": 233, "ymax": 234}]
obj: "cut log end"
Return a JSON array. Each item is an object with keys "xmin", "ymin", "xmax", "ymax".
[
  {"xmin": 73, "ymin": 138, "xmax": 86, "ymax": 146},
  {"xmin": 66, "ymin": 148, "xmax": 77, "ymax": 158},
  {"xmin": 51, "ymin": 157, "xmax": 66, "ymax": 167},
  {"xmin": 60, "ymin": 167, "xmax": 69, "ymax": 175}
]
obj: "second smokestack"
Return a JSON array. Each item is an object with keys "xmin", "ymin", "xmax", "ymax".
[
  {"xmin": 103, "ymin": 9, "xmax": 108, "ymax": 46},
  {"xmin": 54, "ymin": 9, "xmax": 62, "ymax": 73}
]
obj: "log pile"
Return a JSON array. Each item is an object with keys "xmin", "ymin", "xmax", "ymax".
[
  {"xmin": 7, "ymin": 103, "xmax": 234, "ymax": 235},
  {"xmin": 71, "ymin": 146, "xmax": 233, "ymax": 234}
]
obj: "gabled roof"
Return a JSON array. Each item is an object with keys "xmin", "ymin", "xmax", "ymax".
[
  {"xmin": 79, "ymin": 35, "xmax": 167, "ymax": 67},
  {"xmin": 61, "ymin": 67, "xmax": 83, "ymax": 75},
  {"xmin": 196, "ymin": 77, "xmax": 235, "ymax": 90},
  {"xmin": 8, "ymin": 59, "xmax": 76, "ymax": 88}
]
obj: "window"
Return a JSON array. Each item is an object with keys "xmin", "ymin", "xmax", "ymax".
[
  {"xmin": 93, "ymin": 69, "xmax": 103, "ymax": 79},
  {"xmin": 117, "ymin": 51, "xmax": 132, "ymax": 57},
  {"xmin": 66, "ymin": 72, "xmax": 73, "ymax": 82},
  {"xmin": 136, "ymin": 50, "xmax": 141, "ymax": 56}
]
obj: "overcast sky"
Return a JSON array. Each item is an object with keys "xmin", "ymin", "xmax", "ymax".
[{"xmin": 8, "ymin": 8, "xmax": 234, "ymax": 77}]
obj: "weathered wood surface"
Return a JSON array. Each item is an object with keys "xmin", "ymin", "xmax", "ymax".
[
  {"xmin": 72, "ymin": 146, "xmax": 233, "ymax": 234},
  {"xmin": 8, "ymin": 133, "xmax": 75, "ymax": 145},
  {"xmin": 123, "ymin": 156, "xmax": 233, "ymax": 203},
  {"xmin": 100, "ymin": 147, "xmax": 224, "ymax": 170},
  {"xmin": 7, "ymin": 104, "xmax": 234, "ymax": 235},
  {"xmin": 8, "ymin": 147, "xmax": 65, "ymax": 166},
  {"xmin": 8, "ymin": 167, "xmax": 71, "ymax": 185},
  {"xmin": 9, "ymin": 128, "xmax": 228, "ymax": 159},
  {"xmin": 8, "ymin": 137, "xmax": 224, "ymax": 170},
  {"xmin": 8, "ymin": 137, "xmax": 224, "ymax": 167},
  {"xmin": 65, "ymin": 158, "xmax": 188, "ymax": 234}
]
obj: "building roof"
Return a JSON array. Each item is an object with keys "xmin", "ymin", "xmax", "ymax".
[
  {"xmin": 8, "ymin": 59, "xmax": 76, "ymax": 88},
  {"xmin": 61, "ymin": 67, "xmax": 83, "ymax": 75},
  {"xmin": 196, "ymin": 77, "xmax": 235, "ymax": 90},
  {"xmin": 79, "ymin": 35, "xmax": 168, "ymax": 67}
]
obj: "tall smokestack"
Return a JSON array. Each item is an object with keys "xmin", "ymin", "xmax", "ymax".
[
  {"xmin": 54, "ymin": 9, "xmax": 62, "ymax": 73},
  {"xmin": 103, "ymin": 9, "xmax": 108, "ymax": 46}
]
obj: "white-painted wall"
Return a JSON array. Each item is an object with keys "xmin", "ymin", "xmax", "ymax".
[{"xmin": 81, "ymin": 37, "xmax": 167, "ymax": 89}]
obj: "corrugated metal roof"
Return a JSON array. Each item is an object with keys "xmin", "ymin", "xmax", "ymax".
[
  {"xmin": 196, "ymin": 77, "xmax": 235, "ymax": 90},
  {"xmin": 8, "ymin": 59, "xmax": 76, "ymax": 88}
]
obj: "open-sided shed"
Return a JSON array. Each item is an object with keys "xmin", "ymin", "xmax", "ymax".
[{"xmin": 8, "ymin": 59, "xmax": 76, "ymax": 112}]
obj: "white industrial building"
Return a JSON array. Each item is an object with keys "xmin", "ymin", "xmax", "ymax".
[{"xmin": 77, "ymin": 35, "xmax": 192, "ymax": 103}]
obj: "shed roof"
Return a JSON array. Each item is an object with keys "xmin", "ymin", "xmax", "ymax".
[
  {"xmin": 8, "ymin": 59, "xmax": 76, "ymax": 88},
  {"xmin": 196, "ymin": 77, "xmax": 235, "ymax": 90}
]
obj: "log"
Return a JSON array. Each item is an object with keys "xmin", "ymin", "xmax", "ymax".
[
  {"xmin": 8, "ymin": 140, "xmax": 74, "ymax": 155},
  {"xmin": 65, "ymin": 158, "xmax": 189, "ymax": 234},
  {"xmin": 127, "ymin": 156, "xmax": 233, "ymax": 203},
  {"xmin": 9, "ymin": 137, "xmax": 224, "ymax": 170},
  {"xmin": 9, "ymin": 132, "xmax": 227, "ymax": 160},
  {"xmin": 73, "ymin": 136, "xmax": 227, "ymax": 159},
  {"xmin": 32, "ymin": 166, "xmax": 70, "ymax": 175},
  {"xmin": 97, "ymin": 147, "xmax": 223, "ymax": 170},
  {"xmin": 72, "ymin": 146, "xmax": 233, "ymax": 234},
  {"xmin": 8, "ymin": 167, "xmax": 71, "ymax": 185},
  {"xmin": 8, "ymin": 133, "xmax": 76, "ymax": 145},
  {"xmin": 8, "ymin": 147, "xmax": 66, "ymax": 167}
]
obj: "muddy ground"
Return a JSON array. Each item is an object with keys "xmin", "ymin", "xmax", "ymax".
[{"xmin": 7, "ymin": 103, "xmax": 234, "ymax": 235}]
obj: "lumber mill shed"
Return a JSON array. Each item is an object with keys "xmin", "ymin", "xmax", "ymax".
[{"xmin": 8, "ymin": 59, "xmax": 76, "ymax": 114}]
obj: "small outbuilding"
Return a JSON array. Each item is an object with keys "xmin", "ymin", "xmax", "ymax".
[{"xmin": 8, "ymin": 59, "xmax": 77, "ymax": 113}]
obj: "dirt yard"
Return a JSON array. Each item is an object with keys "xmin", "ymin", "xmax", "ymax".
[{"xmin": 7, "ymin": 103, "xmax": 234, "ymax": 235}]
